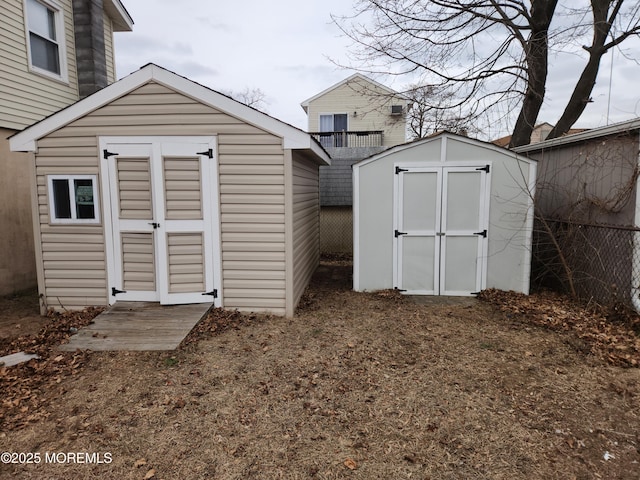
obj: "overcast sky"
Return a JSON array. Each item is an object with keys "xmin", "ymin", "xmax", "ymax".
[{"xmin": 114, "ymin": 0, "xmax": 640, "ymax": 140}]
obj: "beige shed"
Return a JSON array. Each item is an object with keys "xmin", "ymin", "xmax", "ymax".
[{"xmin": 10, "ymin": 64, "xmax": 329, "ymax": 317}]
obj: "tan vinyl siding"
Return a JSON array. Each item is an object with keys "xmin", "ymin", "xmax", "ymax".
[
  {"xmin": 0, "ymin": 0, "xmax": 79, "ymax": 130},
  {"xmin": 117, "ymin": 157, "xmax": 152, "ymax": 218},
  {"xmin": 306, "ymin": 77, "xmax": 406, "ymax": 147},
  {"xmin": 35, "ymin": 81, "xmax": 288, "ymax": 313},
  {"xmin": 167, "ymin": 233, "xmax": 205, "ymax": 293},
  {"xmin": 40, "ymin": 224, "xmax": 106, "ymax": 310},
  {"xmin": 121, "ymin": 233, "xmax": 155, "ymax": 291},
  {"xmin": 291, "ymin": 153, "xmax": 320, "ymax": 308},
  {"xmin": 219, "ymin": 129, "xmax": 287, "ymax": 315},
  {"xmin": 164, "ymin": 157, "xmax": 202, "ymax": 219},
  {"xmin": 103, "ymin": 14, "xmax": 115, "ymax": 83}
]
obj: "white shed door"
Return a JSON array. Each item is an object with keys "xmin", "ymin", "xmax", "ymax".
[
  {"xmin": 102, "ymin": 139, "xmax": 218, "ymax": 305},
  {"xmin": 394, "ymin": 165, "xmax": 489, "ymax": 295}
]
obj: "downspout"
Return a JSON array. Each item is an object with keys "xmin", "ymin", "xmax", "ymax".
[{"xmin": 631, "ymin": 131, "xmax": 640, "ymax": 313}]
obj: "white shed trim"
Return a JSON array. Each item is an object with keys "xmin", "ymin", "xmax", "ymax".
[
  {"xmin": 521, "ymin": 159, "xmax": 537, "ymax": 295},
  {"xmin": 391, "ymin": 162, "xmax": 491, "ymax": 295},
  {"xmin": 99, "ymin": 135, "xmax": 223, "ymax": 307},
  {"xmin": 10, "ymin": 64, "xmax": 330, "ymax": 165},
  {"xmin": 352, "ymin": 164, "xmax": 361, "ymax": 291}
]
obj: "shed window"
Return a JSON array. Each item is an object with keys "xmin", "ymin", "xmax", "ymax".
[
  {"xmin": 25, "ymin": 0, "xmax": 67, "ymax": 81},
  {"xmin": 48, "ymin": 175, "xmax": 99, "ymax": 223}
]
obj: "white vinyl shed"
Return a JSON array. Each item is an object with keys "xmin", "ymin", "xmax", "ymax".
[{"xmin": 353, "ymin": 132, "xmax": 536, "ymax": 295}]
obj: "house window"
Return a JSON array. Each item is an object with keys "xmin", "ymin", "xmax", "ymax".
[
  {"xmin": 319, "ymin": 114, "xmax": 348, "ymax": 147},
  {"xmin": 25, "ymin": 0, "xmax": 67, "ymax": 80},
  {"xmin": 48, "ymin": 175, "xmax": 100, "ymax": 223}
]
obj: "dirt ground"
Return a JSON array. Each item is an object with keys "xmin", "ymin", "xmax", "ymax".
[
  {"xmin": 0, "ymin": 289, "xmax": 45, "ymax": 340},
  {"xmin": 1, "ymin": 261, "xmax": 640, "ymax": 479}
]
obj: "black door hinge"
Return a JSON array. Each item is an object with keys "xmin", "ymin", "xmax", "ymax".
[
  {"xmin": 394, "ymin": 287, "xmax": 407, "ymax": 292},
  {"xmin": 475, "ymin": 165, "xmax": 490, "ymax": 173},
  {"xmin": 111, "ymin": 287, "xmax": 126, "ymax": 296},
  {"xmin": 148, "ymin": 222, "xmax": 160, "ymax": 229},
  {"xmin": 395, "ymin": 230, "xmax": 407, "ymax": 237},
  {"xmin": 395, "ymin": 166, "xmax": 409, "ymax": 174},
  {"xmin": 202, "ymin": 289, "xmax": 218, "ymax": 298},
  {"xmin": 471, "ymin": 291, "xmax": 481, "ymax": 295},
  {"xmin": 197, "ymin": 148, "xmax": 213, "ymax": 158},
  {"xmin": 103, "ymin": 150, "xmax": 118, "ymax": 159},
  {"xmin": 474, "ymin": 229, "xmax": 487, "ymax": 238}
]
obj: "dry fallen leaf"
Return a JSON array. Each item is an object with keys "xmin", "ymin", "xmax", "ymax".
[
  {"xmin": 134, "ymin": 458, "xmax": 147, "ymax": 468},
  {"xmin": 144, "ymin": 468, "xmax": 156, "ymax": 479},
  {"xmin": 344, "ymin": 458, "xmax": 357, "ymax": 470}
]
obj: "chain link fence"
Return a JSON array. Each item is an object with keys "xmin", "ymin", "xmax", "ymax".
[
  {"xmin": 320, "ymin": 206, "xmax": 353, "ymax": 254},
  {"xmin": 532, "ymin": 218, "xmax": 640, "ymax": 309}
]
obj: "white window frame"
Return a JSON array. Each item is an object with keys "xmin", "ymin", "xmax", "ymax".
[
  {"xmin": 47, "ymin": 175, "xmax": 100, "ymax": 224},
  {"xmin": 23, "ymin": 0, "xmax": 69, "ymax": 83}
]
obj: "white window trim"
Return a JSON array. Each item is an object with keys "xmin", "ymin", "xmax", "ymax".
[
  {"xmin": 23, "ymin": 0, "xmax": 69, "ymax": 83},
  {"xmin": 47, "ymin": 175, "xmax": 100, "ymax": 224}
]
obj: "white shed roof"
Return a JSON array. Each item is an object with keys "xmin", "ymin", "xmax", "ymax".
[
  {"xmin": 10, "ymin": 63, "xmax": 330, "ymax": 165},
  {"xmin": 353, "ymin": 131, "xmax": 536, "ymax": 169}
]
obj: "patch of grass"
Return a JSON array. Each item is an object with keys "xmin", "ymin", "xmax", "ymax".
[
  {"xmin": 162, "ymin": 356, "xmax": 179, "ymax": 367},
  {"xmin": 309, "ymin": 327, "xmax": 323, "ymax": 337}
]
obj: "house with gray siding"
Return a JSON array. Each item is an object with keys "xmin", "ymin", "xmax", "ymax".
[
  {"xmin": 10, "ymin": 63, "xmax": 329, "ymax": 317},
  {"xmin": 514, "ymin": 118, "xmax": 640, "ymax": 310},
  {"xmin": 0, "ymin": 0, "xmax": 132, "ymax": 296}
]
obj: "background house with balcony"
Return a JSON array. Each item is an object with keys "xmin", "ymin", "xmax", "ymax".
[
  {"xmin": 300, "ymin": 73, "xmax": 409, "ymax": 253},
  {"xmin": 0, "ymin": 0, "xmax": 132, "ymax": 296}
]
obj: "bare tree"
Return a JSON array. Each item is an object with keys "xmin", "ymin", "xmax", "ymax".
[
  {"xmin": 333, "ymin": 1, "xmax": 640, "ymax": 147},
  {"xmin": 406, "ymin": 84, "xmax": 477, "ymax": 139},
  {"xmin": 225, "ymin": 87, "xmax": 269, "ymax": 112}
]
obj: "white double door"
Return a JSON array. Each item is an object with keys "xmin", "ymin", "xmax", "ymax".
[
  {"xmin": 394, "ymin": 165, "xmax": 490, "ymax": 295},
  {"xmin": 101, "ymin": 137, "xmax": 219, "ymax": 305}
]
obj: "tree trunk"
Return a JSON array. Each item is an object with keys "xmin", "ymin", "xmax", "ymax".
[
  {"xmin": 509, "ymin": 0, "xmax": 558, "ymax": 148},
  {"xmin": 546, "ymin": 0, "xmax": 614, "ymax": 140}
]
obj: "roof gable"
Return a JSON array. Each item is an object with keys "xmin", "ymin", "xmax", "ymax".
[
  {"xmin": 353, "ymin": 132, "xmax": 535, "ymax": 169},
  {"xmin": 300, "ymin": 73, "xmax": 408, "ymax": 113},
  {"xmin": 10, "ymin": 63, "xmax": 329, "ymax": 164}
]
